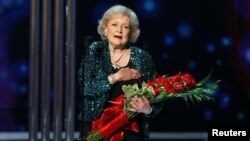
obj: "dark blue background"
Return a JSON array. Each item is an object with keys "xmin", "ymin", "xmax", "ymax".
[{"xmin": 0, "ymin": 0, "xmax": 249, "ymax": 133}]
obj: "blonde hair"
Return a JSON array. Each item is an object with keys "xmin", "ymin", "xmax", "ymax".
[{"xmin": 97, "ymin": 5, "xmax": 140, "ymax": 43}]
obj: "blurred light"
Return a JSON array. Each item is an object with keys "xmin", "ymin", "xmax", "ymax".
[
  {"xmin": 162, "ymin": 52, "xmax": 168, "ymax": 60},
  {"xmin": 12, "ymin": 60, "xmax": 28, "ymax": 78},
  {"xmin": 187, "ymin": 60, "xmax": 196, "ymax": 70},
  {"xmin": 0, "ymin": 0, "xmax": 27, "ymax": 17},
  {"xmin": 0, "ymin": 7, "xmax": 3, "ymax": 15},
  {"xmin": 136, "ymin": 0, "xmax": 162, "ymax": 19},
  {"xmin": 0, "ymin": 69, "xmax": 8, "ymax": 79},
  {"xmin": 234, "ymin": 0, "xmax": 250, "ymax": 21},
  {"xmin": 1, "ymin": 0, "xmax": 12, "ymax": 8},
  {"xmin": 142, "ymin": 43, "xmax": 150, "ymax": 50},
  {"xmin": 206, "ymin": 43, "xmax": 216, "ymax": 53},
  {"xmin": 221, "ymin": 36, "xmax": 232, "ymax": 47},
  {"xmin": 216, "ymin": 59, "xmax": 222, "ymax": 66},
  {"xmin": 143, "ymin": 0, "xmax": 155, "ymax": 11},
  {"xmin": 219, "ymin": 93, "xmax": 230, "ymax": 109},
  {"xmin": 16, "ymin": 0, "xmax": 24, "ymax": 5},
  {"xmin": 237, "ymin": 112, "xmax": 245, "ymax": 121},
  {"xmin": 20, "ymin": 63, "xmax": 28, "ymax": 74},
  {"xmin": 163, "ymin": 33, "xmax": 176, "ymax": 46},
  {"xmin": 237, "ymin": 33, "xmax": 250, "ymax": 71},
  {"xmin": 10, "ymin": 82, "xmax": 17, "ymax": 90},
  {"xmin": 244, "ymin": 47, "xmax": 250, "ymax": 62},
  {"xmin": 177, "ymin": 21, "xmax": 192, "ymax": 39},
  {"xmin": 203, "ymin": 110, "xmax": 213, "ymax": 121},
  {"xmin": 19, "ymin": 84, "xmax": 27, "ymax": 94}
]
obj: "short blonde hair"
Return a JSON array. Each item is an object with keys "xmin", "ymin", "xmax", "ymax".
[{"xmin": 97, "ymin": 5, "xmax": 140, "ymax": 43}]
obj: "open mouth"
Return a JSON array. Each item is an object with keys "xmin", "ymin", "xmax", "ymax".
[{"xmin": 114, "ymin": 35, "xmax": 122, "ymax": 39}]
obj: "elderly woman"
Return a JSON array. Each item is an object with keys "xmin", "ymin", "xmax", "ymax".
[{"xmin": 78, "ymin": 4, "xmax": 162, "ymax": 141}]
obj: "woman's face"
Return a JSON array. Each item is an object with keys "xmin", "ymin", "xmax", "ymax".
[{"xmin": 105, "ymin": 14, "xmax": 130, "ymax": 48}]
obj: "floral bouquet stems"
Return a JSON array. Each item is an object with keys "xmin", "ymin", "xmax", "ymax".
[{"xmin": 85, "ymin": 71, "xmax": 220, "ymax": 141}]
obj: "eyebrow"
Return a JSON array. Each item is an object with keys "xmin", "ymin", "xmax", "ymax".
[{"xmin": 110, "ymin": 21, "xmax": 129, "ymax": 25}]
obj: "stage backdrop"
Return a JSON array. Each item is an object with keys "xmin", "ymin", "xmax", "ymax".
[{"xmin": 0, "ymin": 0, "xmax": 249, "ymax": 135}]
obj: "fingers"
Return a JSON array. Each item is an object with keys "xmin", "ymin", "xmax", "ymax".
[
  {"xmin": 127, "ymin": 107, "xmax": 137, "ymax": 112},
  {"xmin": 128, "ymin": 96, "xmax": 151, "ymax": 114},
  {"xmin": 142, "ymin": 96, "xmax": 149, "ymax": 104},
  {"xmin": 118, "ymin": 67, "xmax": 141, "ymax": 80},
  {"xmin": 127, "ymin": 98, "xmax": 138, "ymax": 112},
  {"xmin": 129, "ymin": 69, "xmax": 141, "ymax": 79}
]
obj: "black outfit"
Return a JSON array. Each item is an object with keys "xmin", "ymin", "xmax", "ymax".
[{"xmin": 78, "ymin": 40, "xmax": 162, "ymax": 140}]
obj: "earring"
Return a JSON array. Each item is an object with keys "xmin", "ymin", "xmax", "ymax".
[{"xmin": 104, "ymin": 30, "xmax": 107, "ymax": 36}]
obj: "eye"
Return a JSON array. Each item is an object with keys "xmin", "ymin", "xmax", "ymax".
[
  {"xmin": 123, "ymin": 25, "xmax": 129, "ymax": 29},
  {"xmin": 122, "ymin": 25, "xmax": 129, "ymax": 30},
  {"xmin": 111, "ymin": 23, "xmax": 117, "ymax": 26}
]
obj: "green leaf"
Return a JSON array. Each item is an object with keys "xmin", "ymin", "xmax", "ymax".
[{"xmin": 197, "ymin": 70, "xmax": 213, "ymax": 86}]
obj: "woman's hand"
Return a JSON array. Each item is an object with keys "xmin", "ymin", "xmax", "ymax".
[
  {"xmin": 114, "ymin": 67, "xmax": 141, "ymax": 82},
  {"xmin": 128, "ymin": 96, "xmax": 152, "ymax": 114}
]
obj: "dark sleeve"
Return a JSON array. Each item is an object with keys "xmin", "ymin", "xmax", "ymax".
[
  {"xmin": 141, "ymin": 51, "xmax": 163, "ymax": 117},
  {"xmin": 78, "ymin": 42, "xmax": 111, "ymax": 98},
  {"xmin": 79, "ymin": 123, "xmax": 91, "ymax": 140},
  {"xmin": 78, "ymin": 42, "xmax": 113, "ymax": 122}
]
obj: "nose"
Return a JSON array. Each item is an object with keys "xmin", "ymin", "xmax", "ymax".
[{"xmin": 117, "ymin": 25, "xmax": 122, "ymax": 32}]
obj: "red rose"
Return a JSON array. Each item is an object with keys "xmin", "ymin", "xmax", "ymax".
[
  {"xmin": 166, "ymin": 85, "xmax": 175, "ymax": 93},
  {"xmin": 153, "ymin": 87, "xmax": 160, "ymax": 96},
  {"xmin": 146, "ymin": 81, "xmax": 160, "ymax": 95},
  {"xmin": 181, "ymin": 73, "xmax": 196, "ymax": 89},
  {"xmin": 155, "ymin": 76, "xmax": 174, "ymax": 95},
  {"xmin": 155, "ymin": 76, "xmax": 168, "ymax": 85},
  {"xmin": 168, "ymin": 74, "xmax": 186, "ymax": 92},
  {"xmin": 174, "ymin": 82, "xmax": 185, "ymax": 92},
  {"xmin": 146, "ymin": 81, "xmax": 155, "ymax": 87},
  {"xmin": 162, "ymin": 81, "xmax": 175, "ymax": 94},
  {"xmin": 168, "ymin": 74, "xmax": 182, "ymax": 84}
]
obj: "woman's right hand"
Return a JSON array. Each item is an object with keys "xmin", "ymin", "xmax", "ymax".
[{"xmin": 114, "ymin": 67, "xmax": 141, "ymax": 82}]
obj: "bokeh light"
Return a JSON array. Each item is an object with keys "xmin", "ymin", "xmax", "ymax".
[
  {"xmin": 0, "ymin": 0, "xmax": 249, "ymax": 135},
  {"xmin": 218, "ymin": 93, "xmax": 231, "ymax": 109},
  {"xmin": 237, "ymin": 33, "xmax": 250, "ymax": 70},
  {"xmin": 221, "ymin": 36, "xmax": 232, "ymax": 47},
  {"xmin": 177, "ymin": 21, "xmax": 192, "ymax": 40},
  {"xmin": 203, "ymin": 110, "xmax": 213, "ymax": 121},
  {"xmin": 187, "ymin": 60, "xmax": 197, "ymax": 70},
  {"xmin": 163, "ymin": 33, "xmax": 176, "ymax": 46},
  {"xmin": 206, "ymin": 43, "xmax": 216, "ymax": 53},
  {"xmin": 136, "ymin": 0, "xmax": 162, "ymax": 19}
]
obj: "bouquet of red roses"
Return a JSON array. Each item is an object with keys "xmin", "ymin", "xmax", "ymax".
[{"xmin": 85, "ymin": 71, "xmax": 220, "ymax": 141}]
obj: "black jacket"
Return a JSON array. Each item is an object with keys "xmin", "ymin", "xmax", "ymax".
[{"xmin": 78, "ymin": 40, "xmax": 162, "ymax": 140}]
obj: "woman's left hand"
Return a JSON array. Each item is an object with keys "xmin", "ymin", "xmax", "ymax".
[{"xmin": 128, "ymin": 96, "xmax": 152, "ymax": 114}]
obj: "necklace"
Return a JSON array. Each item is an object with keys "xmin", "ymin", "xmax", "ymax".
[{"xmin": 112, "ymin": 49, "xmax": 126, "ymax": 69}]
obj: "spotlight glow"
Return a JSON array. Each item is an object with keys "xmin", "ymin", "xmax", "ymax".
[
  {"xmin": 206, "ymin": 43, "xmax": 216, "ymax": 53},
  {"xmin": 204, "ymin": 110, "xmax": 213, "ymax": 121},
  {"xmin": 143, "ymin": 0, "xmax": 155, "ymax": 11},
  {"xmin": 177, "ymin": 22, "xmax": 192, "ymax": 39},
  {"xmin": 163, "ymin": 33, "xmax": 175, "ymax": 46},
  {"xmin": 187, "ymin": 60, "xmax": 196, "ymax": 70},
  {"xmin": 244, "ymin": 47, "xmax": 250, "ymax": 62},
  {"xmin": 136, "ymin": 0, "xmax": 162, "ymax": 19},
  {"xmin": 219, "ymin": 93, "xmax": 230, "ymax": 109},
  {"xmin": 221, "ymin": 36, "xmax": 232, "ymax": 47}
]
